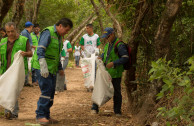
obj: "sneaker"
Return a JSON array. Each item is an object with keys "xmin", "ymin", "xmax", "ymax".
[
  {"xmin": 48, "ymin": 118, "xmax": 59, "ymax": 124},
  {"xmin": 55, "ymin": 91, "xmax": 59, "ymax": 95},
  {"xmin": 36, "ymin": 118, "xmax": 49, "ymax": 125},
  {"xmin": 32, "ymin": 82, "xmax": 38, "ymax": 86},
  {"xmin": 115, "ymin": 113, "xmax": 122, "ymax": 117},
  {"xmin": 5, "ymin": 112, "xmax": 11, "ymax": 119},
  {"xmin": 24, "ymin": 83, "xmax": 33, "ymax": 87},
  {"xmin": 5, "ymin": 112, "xmax": 18, "ymax": 120},
  {"xmin": 64, "ymin": 84, "xmax": 67, "ymax": 90},
  {"xmin": 91, "ymin": 110, "xmax": 98, "ymax": 115}
]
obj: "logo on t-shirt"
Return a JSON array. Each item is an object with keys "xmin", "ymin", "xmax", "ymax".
[{"xmin": 87, "ymin": 41, "xmax": 92, "ymax": 45}]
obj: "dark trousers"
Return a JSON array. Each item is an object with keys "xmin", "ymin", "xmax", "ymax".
[
  {"xmin": 91, "ymin": 78, "xmax": 122, "ymax": 114},
  {"xmin": 31, "ymin": 67, "xmax": 37, "ymax": 83},
  {"xmin": 75, "ymin": 56, "xmax": 80, "ymax": 66},
  {"xmin": 35, "ymin": 69, "xmax": 56, "ymax": 119}
]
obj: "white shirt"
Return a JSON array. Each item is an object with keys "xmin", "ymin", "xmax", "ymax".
[
  {"xmin": 74, "ymin": 46, "xmax": 81, "ymax": 56},
  {"xmin": 62, "ymin": 40, "xmax": 70, "ymax": 57},
  {"xmin": 82, "ymin": 34, "xmax": 99, "ymax": 54}
]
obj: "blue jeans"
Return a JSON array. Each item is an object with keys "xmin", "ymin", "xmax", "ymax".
[
  {"xmin": 31, "ymin": 67, "xmax": 37, "ymax": 83},
  {"xmin": 5, "ymin": 100, "xmax": 19, "ymax": 116},
  {"xmin": 35, "ymin": 69, "xmax": 56, "ymax": 119},
  {"xmin": 91, "ymin": 78, "xmax": 122, "ymax": 114},
  {"xmin": 75, "ymin": 56, "xmax": 80, "ymax": 66}
]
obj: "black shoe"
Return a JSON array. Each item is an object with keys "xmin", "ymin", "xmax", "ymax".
[
  {"xmin": 24, "ymin": 83, "xmax": 33, "ymax": 87},
  {"xmin": 64, "ymin": 84, "xmax": 67, "ymax": 90},
  {"xmin": 5, "ymin": 112, "xmax": 18, "ymax": 120}
]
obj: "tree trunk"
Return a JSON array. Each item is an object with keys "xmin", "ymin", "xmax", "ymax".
[
  {"xmin": 90, "ymin": 0, "xmax": 104, "ymax": 34},
  {"xmin": 12, "ymin": 0, "xmax": 25, "ymax": 27},
  {"xmin": 71, "ymin": 16, "xmax": 98, "ymax": 45},
  {"xmin": 32, "ymin": 0, "xmax": 41, "ymax": 24},
  {"xmin": 0, "ymin": 0, "xmax": 14, "ymax": 26},
  {"xmin": 125, "ymin": 0, "xmax": 150, "ymax": 114},
  {"xmin": 155, "ymin": 0, "xmax": 183, "ymax": 60},
  {"xmin": 24, "ymin": 0, "xmax": 33, "ymax": 22},
  {"xmin": 133, "ymin": 0, "xmax": 182, "ymax": 125},
  {"xmin": 99, "ymin": 0, "xmax": 122, "ymax": 39},
  {"xmin": 66, "ymin": 14, "xmax": 94, "ymax": 41}
]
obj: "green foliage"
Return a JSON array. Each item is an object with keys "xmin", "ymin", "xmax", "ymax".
[
  {"xmin": 149, "ymin": 57, "xmax": 194, "ymax": 125},
  {"xmin": 37, "ymin": 0, "xmax": 76, "ymax": 29}
]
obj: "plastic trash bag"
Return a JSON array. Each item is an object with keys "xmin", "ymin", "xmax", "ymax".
[
  {"xmin": 0, "ymin": 51, "xmax": 25, "ymax": 111},
  {"xmin": 81, "ymin": 53, "xmax": 95, "ymax": 89},
  {"xmin": 92, "ymin": 59, "xmax": 114, "ymax": 106}
]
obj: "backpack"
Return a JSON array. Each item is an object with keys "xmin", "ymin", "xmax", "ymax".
[{"xmin": 114, "ymin": 40, "xmax": 132, "ymax": 70}]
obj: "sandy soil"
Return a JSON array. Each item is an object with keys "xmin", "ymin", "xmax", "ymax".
[{"xmin": 0, "ymin": 67, "xmax": 133, "ymax": 126}]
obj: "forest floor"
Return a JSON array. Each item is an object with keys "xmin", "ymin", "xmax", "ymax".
[{"xmin": 0, "ymin": 67, "xmax": 133, "ymax": 126}]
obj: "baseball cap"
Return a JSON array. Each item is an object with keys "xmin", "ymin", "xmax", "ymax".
[
  {"xmin": 25, "ymin": 21, "xmax": 34, "ymax": 27},
  {"xmin": 101, "ymin": 27, "xmax": 114, "ymax": 38}
]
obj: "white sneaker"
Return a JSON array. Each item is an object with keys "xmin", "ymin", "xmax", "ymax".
[{"xmin": 55, "ymin": 91, "xmax": 59, "ymax": 95}]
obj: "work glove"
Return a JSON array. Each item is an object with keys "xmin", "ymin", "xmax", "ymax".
[
  {"xmin": 84, "ymin": 50, "xmax": 91, "ymax": 58},
  {"xmin": 61, "ymin": 57, "xmax": 65, "ymax": 61},
  {"xmin": 39, "ymin": 58, "xmax": 49, "ymax": 78},
  {"xmin": 95, "ymin": 48, "xmax": 99, "ymax": 56}
]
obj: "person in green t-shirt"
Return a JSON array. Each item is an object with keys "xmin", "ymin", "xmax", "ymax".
[
  {"xmin": 62, "ymin": 39, "xmax": 72, "ymax": 69},
  {"xmin": 79, "ymin": 24, "xmax": 100, "ymax": 57}
]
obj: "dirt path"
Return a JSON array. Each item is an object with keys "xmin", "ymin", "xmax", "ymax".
[{"xmin": 0, "ymin": 68, "xmax": 132, "ymax": 126}]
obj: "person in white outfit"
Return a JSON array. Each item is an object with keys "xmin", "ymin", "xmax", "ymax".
[
  {"xmin": 73, "ymin": 42, "xmax": 81, "ymax": 67},
  {"xmin": 79, "ymin": 24, "xmax": 101, "ymax": 57}
]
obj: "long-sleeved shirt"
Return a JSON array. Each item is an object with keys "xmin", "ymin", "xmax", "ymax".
[
  {"xmin": 101, "ymin": 37, "xmax": 129, "ymax": 67},
  {"xmin": 36, "ymin": 25, "xmax": 62, "ymax": 71},
  {"xmin": 21, "ymin": 29, "xmax": 33, "ymax": 46}
]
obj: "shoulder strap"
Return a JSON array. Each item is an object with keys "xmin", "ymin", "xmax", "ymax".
[{"xmin": 114, "ymin": 40, "xmax": 123, "ymax": 48}]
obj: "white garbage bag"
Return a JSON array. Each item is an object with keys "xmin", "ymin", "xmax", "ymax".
[
  {"xmin": 81, "ymin": 53, "xmax": 95, "ymax": 89},
  {"xmin": 0, "ymin": 51, "xmax": 25, "ymax": 111},
  {"xmin": 92, "ymin": 59, "xmax": 114, "ymax": 106}
]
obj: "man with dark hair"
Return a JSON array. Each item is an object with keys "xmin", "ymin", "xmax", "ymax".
[
  {"xmin": 0, "ymin": 22, "xmax": 32, "ymax": 119},
  {"xmin": 21, "ymin": 21, "xmax": 34, "ymax": 87},
  {"xmin": 80, "ymin": 24, "xmax": 100, "ymax": 55},
  {"xmin": 31, "ymin": 24, "xmax": 40, "ymax": 86},
  {"xmin": 32, "ymin": 18, "xmax": 73, "ymax": 125},
  {"xmin": 80, "ymin": 24, "xmax": 100, "ymax": 91},
  {"xmin": 86, "ymin": 24, "xmax": 93, "ymax": 28}
]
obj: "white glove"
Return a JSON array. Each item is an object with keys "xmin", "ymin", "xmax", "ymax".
[
  {"xmin": 84, "ymin": 50, "xmax": 91, "ymax": 58},
  {"xmin": 39, "ymin": 58, "xmax": 49, "ymax": 78},
  {"xmin": 61, "ymin": 57, "xmax": 65, "ymax": 61},
  {"xmin": 95, "ymin": 48, "xmax": 99, "ymax": 56}
]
